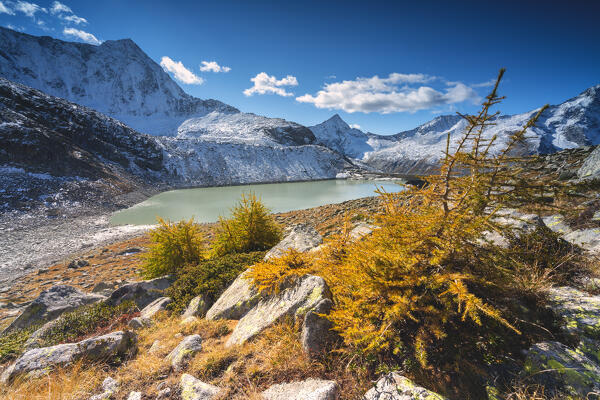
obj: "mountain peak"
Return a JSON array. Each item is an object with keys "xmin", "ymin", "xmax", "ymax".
[{"xmin": 323, "ymin": 114, "xmax": 350, "ymax": 129}]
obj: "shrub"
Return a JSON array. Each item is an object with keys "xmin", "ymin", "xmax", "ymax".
[
  {"xmin": 142, "ymin": 217, "xmax": 206, "ymax": 278},
  {"xmin": 211, "ymin": 193, "xmax": 282, "ymax": 257},
  {"xmin": 250, "ymin": 70, "xmax": 577, "ymax": 395},
  {"xmin": 0, "ymin": 326, "xmax": 38, "ymax": 363},
  {"xmin": 166, "ymin": 251, "xmax": 264, "ymax": 314}
]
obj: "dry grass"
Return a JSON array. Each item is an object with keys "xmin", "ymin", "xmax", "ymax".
[{"xmin": 0, "ymin": 314, "xmax": 368, "ymax": 400}]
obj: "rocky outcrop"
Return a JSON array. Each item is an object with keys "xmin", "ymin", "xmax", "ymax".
[
  {"xmin": 483, "ymin": 211, "xmax": 546, "ymax": 248},
  {"xmin": 264, "ymin": 224, "xmax": 323, "ymax": 261},
  {"xmin": 1, "ymin": 330, "xmax": 137, "ymax": 383},
  {"xmin": 179, "ymin": 373, "xmax": 220, "ymax": 400},
  {"xmin": 183, "ymin": 295, "xmax": 210, "ymax": 319},
  {"xmin": 363, "ymin": 372, "xmax": 447, "ymax": 400},
  {"xmin": 262, "ymin": 379, "xmax": 340, "ymax": 400},
  {"xmin": 226, "ymin": 275, "xmax": 332, "ymax": 347},
  {"xmin": 166, "ymin": 334, "xmax": 203, "ymax": 371},
  {"xmin": 524, "ymin": 341, "xmax": 600, "ymax": 398},
  {"xmin": 104, "ymin": 276, "xmax": 173, "ymax": 309},
  {"xmin": 89, "ymin": 377, "xmax": 119, "ymax": 400},
  {"xmin": 2, "ymin": 285, "xmax": 104, "ymax": 334},
  {"xmin": 128, "ymin": 296, "xmax": 172, "ymax": 329},
  {"xmin": 349, "ymin": 223, "xmax": 375, "ymax": 241},
  {"xmin": 205, "ymin": 270, "xmax": 261, "ymax": 321},
  {"xmin": 301, "ymin": 298, "xmax": 337, "ymax": 358},
  {"xmin": 578, "ymin": 145, "xmax": 600, "ymax": 180}
]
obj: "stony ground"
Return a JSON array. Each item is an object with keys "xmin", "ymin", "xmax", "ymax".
[{"xmin": 0, "ymin": 197, "xmax": 381, "ymax": 329}]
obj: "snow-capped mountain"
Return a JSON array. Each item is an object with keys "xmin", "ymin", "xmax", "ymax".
[
  {"xmin": 309, "ymin": 85, "xmax": 600, "ymax": 174},
  {"xmin": 0, "ymin": 27, "xmax": 238, "ymax": 135}
]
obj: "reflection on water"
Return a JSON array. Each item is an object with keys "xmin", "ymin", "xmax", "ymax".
[{"xmin": 110, "ymin": 179, "xmax": 403, "ymax": 226}]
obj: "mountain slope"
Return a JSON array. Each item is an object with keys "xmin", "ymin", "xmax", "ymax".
[
  {"xmin": 310, "ymin": 85, "xmax": 600, "ymax": 175},
  {"xmin": 0, "ymin": 27, "xmax": 238, "ymax": 135}
]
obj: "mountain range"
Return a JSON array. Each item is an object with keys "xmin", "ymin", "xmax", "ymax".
[{"xmin": 0, "ymin": 26, "xmax": 599, "ymax": 212}]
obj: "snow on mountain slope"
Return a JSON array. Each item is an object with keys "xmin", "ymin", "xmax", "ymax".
[
  {"xmin": 158, "ymin": 138, "xmax": 350, "ymax": 186},
  {"xmin": 0, "ymin": 27, "xmax": 238, "ymax": 135},
  {"xmin": 310, "ymin": 85, "xmax": 600, "ymax": 175},
  {"xmin": 177, "ymin": 112, "xmax": 316, "ymax": 146}
]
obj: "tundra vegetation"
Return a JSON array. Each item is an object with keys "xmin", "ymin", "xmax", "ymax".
[{"xmin": 0, "ymin": 70, "xmax": 598, "ymax": 399}]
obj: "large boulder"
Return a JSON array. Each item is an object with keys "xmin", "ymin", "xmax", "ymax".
[
  {"xmin": 179, "ymin": 373, "xmax": 220, "ymax": 400},
  {"xmin": 262, "ymin": 379, "xmax": 339, "ymax": 400},
  {"xmin": 577, "ymin": 145, "xmax": 600, "ymax": 180},
  {"xmin": 524, "ymin": 341, "xmax": 600, "ymax": 398},
  {"xmin": 2, "ymin": 285, "xmax": 105, "ymax": 334},
  {"xmin": 483, "ymin": 211, "xmax": 546, "ymax": 248},
  {"xmin": 547, "ymin": 287, "xmax": 600, "ymax": 340},
  {"xmin": 563, "ymin": 228, "xmax": 600, "ymax": 253},
  {"xmin": 166, "ymin": 334, "xmax": 203, "ymax": 371},
  {"xmin": 205, "ymin": 270, "xmax": 261, "ymax": 321},
  {"xmin": 301, "ymin": 298, "xmax": 337, "ymax": 358},
  {"xmin": 128, "ymin": 296, "xmax": 172, "ymax": 329},
  {"xmin": 104, "ymin": 276, "xmax": 173, "ymax": 309},
  {"xmin": 363, "ymin": 372, "xmax": 447, "ymax": 400},
  {"xmin": 183, "ymin": 295, "xmax": 210, "ymax": 319},
  {"xmin": 542, "ymin": 214, "xmax": 573, "ymax": 235},
  {"xmin": 1, "ymin": 330, "xmax": 137, "ymax": 383},
  {"xmin": 264, "ymin": 224, "xmax": 323, "ymax": 261},
  {"xmin": 226, "ymin": 275, "xmax": 331, "ymax": 347}
]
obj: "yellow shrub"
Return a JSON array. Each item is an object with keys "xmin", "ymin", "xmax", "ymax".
[
  {"xmin": 141, "ymin": 217, "xmax": 206, "ymax": 278},
  {"xmin": 211, "ymin": 193, "xmax": 282, "ymax": 257}
]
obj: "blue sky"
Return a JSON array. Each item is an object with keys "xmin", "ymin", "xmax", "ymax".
[{"xmin": 1, "ymin": 0, "xmax": 599, "ymax": 134}]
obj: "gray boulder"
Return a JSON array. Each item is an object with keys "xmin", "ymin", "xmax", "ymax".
[
  {"xmin": 166, "ymin": 334, "xmax": 203, "ymax": 371},
  {"xmin": 264, "ymin": 224, "xmax": 323, "ymax": 261},
  {"xmin": 206, "ymin": 270, "xmax": 261, "ymax": 321},
  {"xmin": 179, "ymin": 373, "xmax": 220, "ymax": 400},
  {"xmin": 1, "ymin": 330, "xmax": 137, "ymax": 383},
  {"xmin": 104, "ymin": 276, "xmax": 173, "ymax": 308},
  {"xmin": 363, "ymin": 372, "xmax": 447, "ymax": 400},
  {"xmin": 2, "ymin": 285, "xmax": 105, "ymax": 334},
  {"xmin": 483, "ymin": 211, "xmax": 546, "ymax": 248},
  {"xmin": 89, "ymin": 376, "xmax": 119, "ymax": 400},
  {"xmin": 577, "ymin": 145, "xmax": 600, "ymax": 180},
  {"xmin": 547, "ymin": 286, "xmax": 600, "ymax": 340},
  {"xmin": 542, "ymin": 214, "xmax": 574, "ymax": 235},
  {"xmin": 183, "ymin": 295, "xmax": 210, "ymax": 319},
  {"xmin": 226, "ymin": 275, "xmax": 331, "ymax": 347},
  {"xmin": 301, "ymin": 298, "xmax": 337, "ymax": 358},
  {"xmin": 262, "ymin": 379, "xmax": 339, "ymax": 400},
  {"xmin": 140, "ymin": 296, "xmax": 172, "ymax": 319},
  {"xmin": 349, "ymin": 223, "xmax": 375, "ymax": 241},
  {"xmin": 127, "ymin": 392, "xmax": 142, "ymax": 400},
  {"xmin": 524, "ymin": 341, "xmax": 600, "ymax": 398},
  {"xmin": 563, "ymin": 228, "xmax": 600, "ymax": 253}
]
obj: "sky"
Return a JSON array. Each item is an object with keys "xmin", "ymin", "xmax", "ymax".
[{"xmin": 1, "ymin": 0, "xmax": 599, "ymax": 134}]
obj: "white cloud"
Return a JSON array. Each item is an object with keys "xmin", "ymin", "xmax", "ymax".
[
  {"xmin": 50, "ymin": 1, "xmax": 70, "ymax": 14},
  {"xmin": 14, "ymin": 1, "xmax": 46, "ymax": 17},
  {"xmin": 0, "ymin": 1, "xmax": 14, "ymax": 15},
  {"xmin": 62, "ymin": 14, "xmax": 87, "ymax": 24},
  {"xmin": 160, "ymin": 56, "xmax": 204, "ymax": 85},
  {"xmin": 296, "ymin": 73, "xmax": 479, "ymax": 114},
  {"xmin": 349, "ymin": 124, "xmax": 361, "ymax": 129},
  {"xmin": 63, "ymin": 27, "xmax": 101, "ymax": 45},
  {"xmin": 244, "ymin": 72, "xmax": 298, "ymax": 97},
  {"xmin": 5, "ymin": 23, "xmax": 24, "ymax": 31},
  {"xmin": 199, "ymin": 61, "xmax": 231, "ymax": 73}
]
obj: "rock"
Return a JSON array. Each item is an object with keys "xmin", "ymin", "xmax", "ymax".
[
  {"xmin": 547, "ymin": 287, "xmax": 600, "ymax": 341},
  {"xmin": 524, "ymin": 341, "xmax": 600, "ymax": 397},
  {"xmin": 166, "ymin": 334, "xmax": 203, "ymax": 371},
  {"xmin": 179, "ymin": 373, "xmax": 220, "ymax": 400},
  {"xmin": 104, "ymin": 276, "xmax": 173, "ymax": 309},
  {"xmin": 1, "ymin": 331, "xmax": 137, "ymax": 383},
  {"xmin": 226, "ymin": 275, "xmax": 332, "ymax": 347},
  {"xmin": 117, "ymin": 248, "xmax": 142, "ymax": 256},
  {"xmin": 68, "ymin": 259, "xmax": 90, "ymax": 269},
  {"xmin": 563, "ymin": 228, "xmax": 600, "ymax": 253},
  {"xmin": 542, "ymin": 214, "xmax": 573, "ymax": 235},
  {"xmin": 206, "ymin": 270, "xmax": 261, "ymax": 321},
  {"xmin": 127, "ymin": 392, "xmax": 142, "ymax": 400},
  {"xmin": 349, "ymin": 223, "xmax": 374, "ymax": 241},
  {"xmin": 2, "ymin": 285, "xmax": 105, "ymax": 334},
  {"xmin": 262, "ymin": 379, "xmax": 339, "ymax": 400},
  {"xmin": 157, "ymin": 387, "xmax": 172, "ymax": 399},
  {"xmin": 181, "ymin": 316, "xmax": 198, "ymax": 325},
  {"xmin": 301, "ymin": 298, "xmax": 337, "ymax": 357},
  {"xmin": 483, "ymin": 211, "xmax": 546, "ymax": 248},
  {"xmin": 128, "ymin": 317, "xmax": 151, "ymax": 330},
  {"xmin": 92, "ymin": 281, "xmax": 117, "ymax": 295},
  {"xmin": 140, "ymin": 297, "xmax": 172, "ymax": 319},
  {"xmin": 264, "ymin": 224, "xmax": 323, "ymax": 261},
  {"xmin": 363, "ymin": 372, "xmax": 447, "ymax": 400},
  {"xmin": 577, "ymin": 145, "xmax": 600, "ymax": 180},
  {"xmin": 89, "ymin": 377, "xmax": 119, "ymax": 400},
  {"xmin": 183, "ymin": 295, "xmax": 210, "ymax": 318}
]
